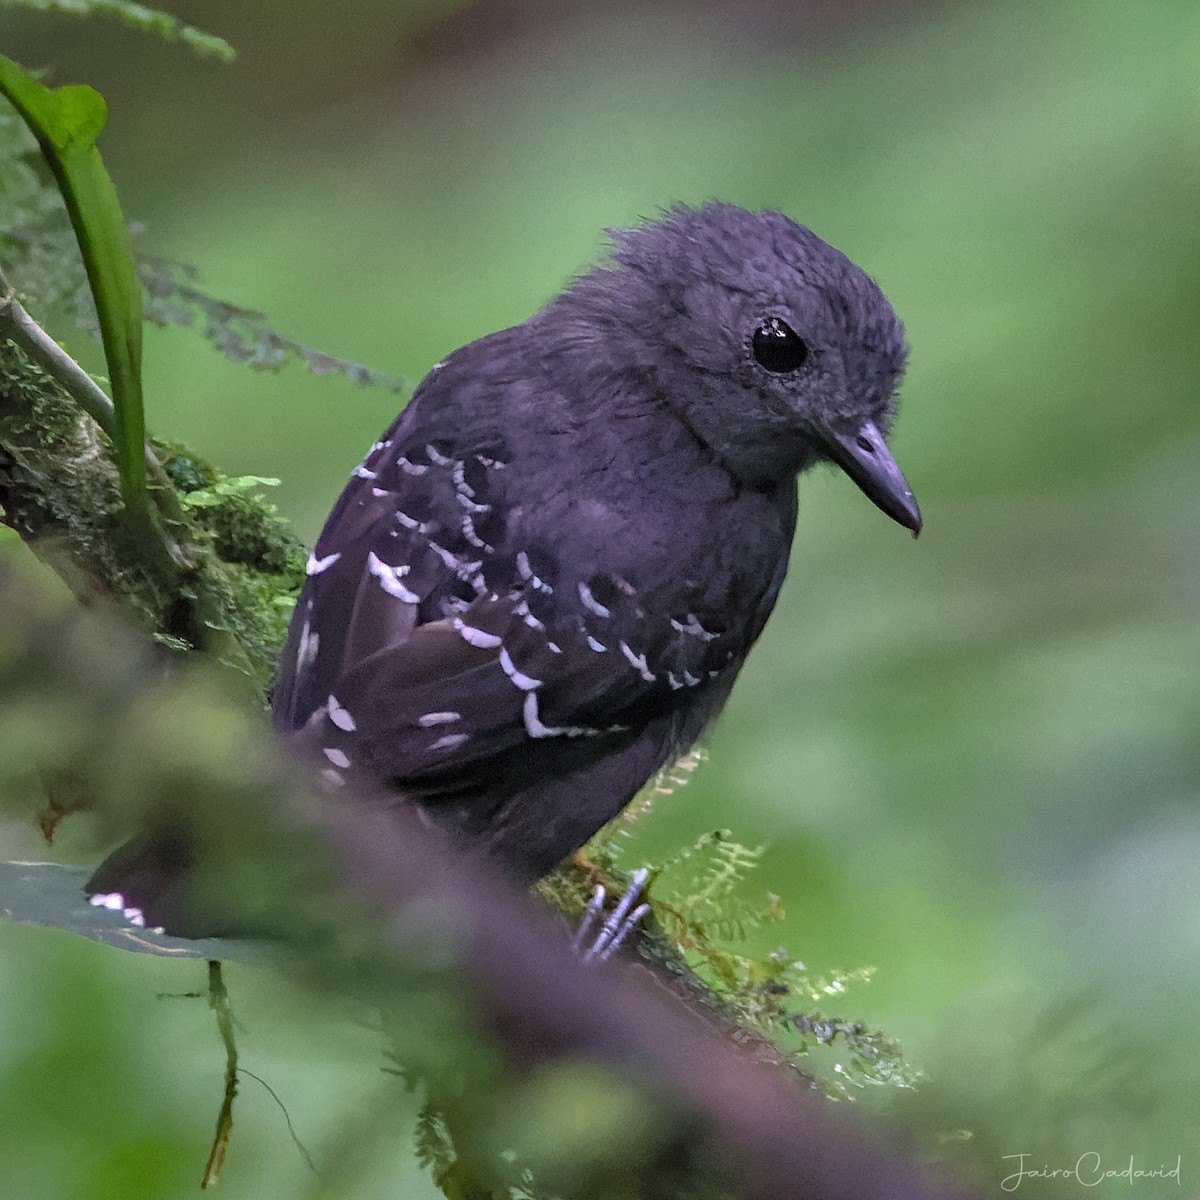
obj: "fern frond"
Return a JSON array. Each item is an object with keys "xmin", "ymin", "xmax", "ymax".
[
  {"xmin": 138, "ymin": 251, "xmax": 407, "ymax": 390},
  {"xmin": 414, "ymin": 1104, "xmax": 456, "ymax": 1175},
  {"xmin": 3, "ymin": 0, "xmax": 235, "ymax": 62}
]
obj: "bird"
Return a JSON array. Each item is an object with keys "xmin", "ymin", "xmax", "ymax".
[{"xmin": 87, "ymin": 202, "xmax": 920, "ymax": 936}]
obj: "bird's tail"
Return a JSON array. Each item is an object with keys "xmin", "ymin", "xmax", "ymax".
[{"xmin": 85, "ymin": 831, "xmax": 219, "ymax": 939}]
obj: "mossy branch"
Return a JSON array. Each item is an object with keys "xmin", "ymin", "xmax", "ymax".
[{"xmin": 0, "ymin": 288, "xmax": 303, "ymax": 693}]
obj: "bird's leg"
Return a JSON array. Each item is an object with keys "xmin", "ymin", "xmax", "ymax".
[{"xmin": 573, "ymin": 867, "xmax": 652, "ymax": 964}]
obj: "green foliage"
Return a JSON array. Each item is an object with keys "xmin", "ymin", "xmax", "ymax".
[
  {"xmin": 175, "ymin": 471, "xmax": 300, "ymax": 572},
  {"xmin": 639, "ymin": 823, "xmax": 917, "ymax": 1100},
  {"xmin": 0, "ymin": 117, "xmax": 407, "ymax": 392},
  {"xmin": 0, "ymin": 55, "xmax": 146, "ymax": 511},
  {"xmin": 534, "ymin": 793, "xmax": 919, "ymax": 1147},
  {"xmin": 139, "ymin": 251, "xmax": 407, "ymax": 389},
  {"xmin": 414, "ymin": 1108, "xmax": 459, "ymax": 1195},
  {"xmin": 150, "ymin": 440, "xmax": 307, "ymax": 668},
  {"xmin": 1, "ymin": 0, "xmax": 235, "ymax": 61},
  {"xmin": 162, "ymin": 454, "xmax": 303, "ymax": 573},
  {"xmin": 0, "ymin": 95, "xmax": 45, "ymax": 228},
  {"xmin": 0, "ymin": 861, "xmax": 240, "ymax": 959}
]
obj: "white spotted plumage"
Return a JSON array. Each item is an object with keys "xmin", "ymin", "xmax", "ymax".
[
  {"xmin": 327, "ymin": 694, "xmax": 357, "ymax": 732},
  {"xmin": 306, "ymin": 550, "xmax": 341, "ymax": 575}
]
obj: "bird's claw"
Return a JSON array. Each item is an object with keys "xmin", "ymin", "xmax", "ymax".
[{"xmin": 573, "ymin": 867, "xmax": 651, "ymax": 964}]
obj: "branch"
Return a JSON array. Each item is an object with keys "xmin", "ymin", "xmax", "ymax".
[
  {"xmin": 0, "ymin": 291, "xmax": 300, "ymax": 692},
  {"xmin": 0, "ymin": 264, "xmax": 190, "ymax": 568},
  {"xmin": 0, "ymin": 265, "xmax": 118, "ymax": 435}
]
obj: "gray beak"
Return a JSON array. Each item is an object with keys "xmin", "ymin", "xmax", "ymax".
[{"xmin": 818, "ymin": 420, "xmax": 922, "ymax": 536}]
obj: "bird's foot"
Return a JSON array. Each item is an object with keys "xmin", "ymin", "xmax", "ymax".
[{"xmin": 572, "ymin": 867, "xmax": 651, "ymax": 964}]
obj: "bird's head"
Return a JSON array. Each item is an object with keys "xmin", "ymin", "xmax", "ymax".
[{"xmin": 548, "ymin": 203, "xmax": 921, "ymax": 534}]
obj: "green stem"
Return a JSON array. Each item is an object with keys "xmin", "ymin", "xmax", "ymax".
[
  {"xmin": 0, "ymin": 268, "xmax": 117, "ymax": 437},
  {"xmin": 0, "ymin": 56, "xmax": 148, "ymax": 515}
]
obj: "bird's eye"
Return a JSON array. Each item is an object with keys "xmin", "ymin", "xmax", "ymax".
[{"xmin": 751, "ymin": 317, "xmax": 808, "ymax": 373}]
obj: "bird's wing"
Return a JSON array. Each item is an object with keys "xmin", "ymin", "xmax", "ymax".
[{"xmin": 272, "ymin": 402, "xmax": 746, "ymax": 795}]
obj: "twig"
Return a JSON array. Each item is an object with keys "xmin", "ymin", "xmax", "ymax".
[
  {"xmin": 201, "ymin": 960, "xmax": 239, "ymax": 1189},
  {"xmin": 0, "ymin": 266, "xmax": 117, "ymax": 436},
  {"xmin": 237, "ymin": 1068, "xmax": 318, "ymax": 1178}
]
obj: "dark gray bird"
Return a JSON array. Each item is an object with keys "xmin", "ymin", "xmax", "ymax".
[{"xmin": 88, "ymin": 203, "xmax": 919, "ymax": 933}]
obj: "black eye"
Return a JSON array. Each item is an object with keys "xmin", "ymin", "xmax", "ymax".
[{"xmin": 751, "ymin": 317, "xmax": 808, "ymax": 373}]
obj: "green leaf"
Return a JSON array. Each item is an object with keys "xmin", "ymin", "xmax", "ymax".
[
  {"xmin": 0, "ymin": 55, "xmax": 146, "ymax": 513},
  {"xmin": 0, "ymin": 0, "xmax": 235, "ymax": 62},
  {"xmin": 0, "ymin": 860, "xmax": 258, "ymax": 962}
]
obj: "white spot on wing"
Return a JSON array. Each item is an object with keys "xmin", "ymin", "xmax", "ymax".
[
  {"xmin": 499, "ymin": 646, "xmax": 542, "ymax": 691},
  {"xmin": 454, "ymin": 618, "xmax": 502, "ymax": 649},
  {"xmin": 457, "ymin": 493, "xmax": 491, "ymax": 515},
  {"xmin": 367, "ymin": 551, "xmax": 421, "ymax": 602},
  {"xmin": 428, "ymin": 539, "xmax": 481, "ymax": 580},
  {"xmin": 515, "ymin": 600, "xmax": 545, "ymax": 631},
  {"xmin": 619, "ymin": 640, "xmax": 655, "ymax": 683},
  {"xmin": 398, "ymin": 456, "xmax": 428, "ymax": 476},
  {"xmin": 323, "ymin": 747, "xmax": 351, "ymax": 769},
  {"xmin": 124, "ymin": 907, "xmax": 146, "ymax": 927},
  {"xmin": 452, "ymin": 461, "xmax": 474, "ymax": 496},
  {"xmin": 417, "ymin": 711, "xmax": 461, "ymax": 727},
  {"xmin": 586, "ymin": 635, "xmax": 606, "ymax": 652},
  {"xmin": 297, "ymin": 617, "xmax": 320, "ymax": 670},
  {"xmin": 306, "ymin": 551, "xmax": 341, "ymax": 576},
  {"xmin": 353, "ymin": 464, "xmax": 378, "ymax": 479},
  {"xmin": 426, "ymin": 443, "xmax": 456, "ymax": 467},
  {"xmin": 430, "ymin": 732, "xmax": 469, "ymax": 752},
  {"xmin": 578, "ymin": 581, "xmax": 611, "ymax": 618},
  {"xmin": 671, "ymin": 613, "xmax": 718, "ymax": 641},
  {"xmin": 522, "ymin": 692, "xmax": 596, "ymax": 740},
  {"xmin": 328, "ymin": 695, "xmax": 357, "ymax": 732},
  {"xmin": 396, "ymin": 509, "xmax": 428, "ymax": 533},
  {"xmin": 461, "ymin": 514, "xmax": 489, "ymax": 549},
  {"xmin": 90, "ymin": 891, "xmax": 126, "ymax": 910}
]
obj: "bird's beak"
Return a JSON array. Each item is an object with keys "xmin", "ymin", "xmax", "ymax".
[{"xmin": 817, "ymin": 419, "xmax": 922, "ymax": 537}]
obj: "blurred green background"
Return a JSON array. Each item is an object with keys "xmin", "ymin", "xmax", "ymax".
[{"xmin": 1, "ymin": 0, "xmax": 1198, "ymax": 1196}]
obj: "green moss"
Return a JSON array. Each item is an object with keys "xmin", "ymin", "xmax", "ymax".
[
  {"xmin": 141, "ymin": 436, "xmax": 306, "ymax": 686},
  {"xmin": 153, "ymin": 439, "xmax": 219, "ymax": 493},
  {"xmin": 1, "ymin": 351, "xmax": 303, "ymax": 691},
  {"xmin": 200, "ymin": 491, "xmax": 304, "ymax": 576},
  {"xmin": 201, "ymin": 555, "xmax": 301, "ymax": 686},
  {"xmin": 0, "ymin": 342, "xmax": 93, "ymax": 448}
]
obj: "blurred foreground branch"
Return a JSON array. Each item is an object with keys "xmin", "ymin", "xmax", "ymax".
[{"xmin": 0, "ymin": 561, "xmax": 970, "ymax": 1200}]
